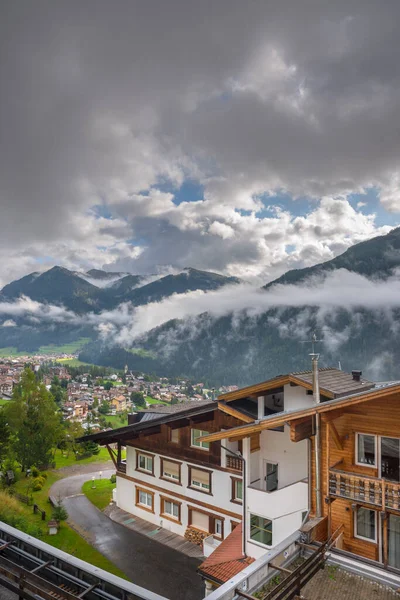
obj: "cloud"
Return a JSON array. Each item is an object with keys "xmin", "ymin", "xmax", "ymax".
[
  {"xmin": 1, "ymin": 1, "xmax": 400, "ymax": 283},
  {"xmin": 3, "ymin": 269, "xmax": 400, "ymax": 355}
]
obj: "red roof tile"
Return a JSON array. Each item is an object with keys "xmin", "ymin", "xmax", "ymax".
[{"xmin": 198, "ymin": 523, "xmax": 255, "ymax": 584}]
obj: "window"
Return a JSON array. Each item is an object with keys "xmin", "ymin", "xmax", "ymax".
[
  {"xmin": 161, "ymin": 458, "xmax": 181, "ymax": 483},
  {"xmin": 214, "ymin": 518, "xmax": 223, "ymax": 539},
  {"xmin": 250, "ymin": 514, "xmax": 273, "ymax": 547},
  {"xmin": 135, "ymin": 487, "xmax": 154, "ymax": 512},
  {"xmin": 191, "ymin": 429, "xmax": 210, "ymax": 451},
  {"xmin": 170, "ymin": 428, "xmax": 180, "ymax": 444},
  {"xmin": 231, "ymin": 477, "xmax": 243, "ymax": 503},
  {"xmin": 190, "ymin": 509, "xmax": 210, "ymax": 532},
  {"xmin": 189, "ymin": 466, "xmax": 211, "ymax": 493},
  {"xmin": 355, "ymin": 507, "xmax": 376, "ymax": 542},
  {"xmin": 161, "ymin": 496, "xmax": 181, "ymax": 522},
  {"xmin": 356, "ymin": 433, "xmax": 376, "ymax": 466},
  {"xmin": 137, "ymin": 452, "xmax": 154, "ymax": 475}
]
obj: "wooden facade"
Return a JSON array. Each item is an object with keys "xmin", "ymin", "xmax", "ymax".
[
  {"xmin": 123, "ymin": 408, "xmax": 244, "ymax": 471},
  {"xmin": 297, "ymin": 391, "xmax": 400, "ymax": 568}
]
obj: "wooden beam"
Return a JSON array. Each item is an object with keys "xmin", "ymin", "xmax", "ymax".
[
  {"xmin": 217, "ymin": 402, "xmax": 254, "ymax": 423},
  {"xmin": 200, "ymin": 384, "xmax": 400, "ymax": 443},
  {"xmin": 328, "ymin": 422, "xmax": 343, "ymax": 451},
  {"xmin": 270, "ymin": 563, "xmax": 292, "ymax": 575},
  {"xmin": 106, "ymin": 444, "xmax": 117, "ymax": 469},
  {"xmin": 290, "ymin": 416, "xmax": 314, "ymax": 442}
]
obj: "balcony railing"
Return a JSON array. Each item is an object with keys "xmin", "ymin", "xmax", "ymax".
[
  {"xmin": 117, "ymin": 461, "xmax": 127, "ymax": 474},
  {"xmin": 329, "ymin": 469, "xmax": 400, "ymax": 511},
  {"xmin": 226, "ymin": 455, "xmax": 242, "ymax": 472}
]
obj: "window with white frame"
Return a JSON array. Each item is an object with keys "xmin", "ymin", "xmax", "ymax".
[
  {"xmin": 189, "ymin": 466, "xmax": 211, "ymax": 492},
  {"xmin": 191, "ymin": 429, "xmax": 210, "ymax": 450},
  {"xmin": 161, "ymin": 459, "xmax": 180, "ymax": 482},
  {"xmin": 250, "ymin": 514, "xmax": 273, "ymax": 546},
  {"xmin": 232, "ymin": 478, "xmax": 243, "ymax": 502},
  {"xmin": 137, "ymin": 489, "xmax": 153, "ymax": 510},
  {"xmin": 356, "ymin": 433, "xmax": 376, "ymax": 466},
  {"xmin": 162, "ymin": 499, "xmax": 180, "ymax": 520},
  {"xmin": 355, "ymin": 507, "xmax": 376, "ymax": 542},
  {"xmin": 137, "ymin": 453, "xmax": 153, "ymax": 474},
  {"xmin": 214, "ymin": 518, "xmax": 223, "ymax": 538}
]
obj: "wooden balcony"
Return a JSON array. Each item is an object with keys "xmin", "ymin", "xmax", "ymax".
[
  {"xmin": 117, "ymin": 461, "xmax": 126, "ymax": 474},
  {"xmin": 329, "ymin": 469, "xmax": 400, "ymax": 511},
  {"xmin": 226, "ymin": 455, "xmax": 242, "ymax": 472}
]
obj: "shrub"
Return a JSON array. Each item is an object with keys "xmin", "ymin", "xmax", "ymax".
[
  {"xmin": 31, "ymin": 466, "xmax": 40, "ymax": 478},
  {"xmin": 110, "ymin": 474, "xmax": 116, "ymax": 484},
  {"xmin": 52, "ymin": 502, "xmax": 68, "ymax": 522},
  {"xmin": 32, "ymin": 477, "xmax": 45, "ymax": 491}
]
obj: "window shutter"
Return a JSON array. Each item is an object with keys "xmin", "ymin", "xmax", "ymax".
[
  {"xmin": 163, "ymin": 460, "xmax": 179, "ymax": 478},
  {"xmin": 191, "ymin": 510, "xmax": 209, "ymax": 531},
  {"xmin": 191, "ymin": 468, "xmax": 210, "ymax": 486}
]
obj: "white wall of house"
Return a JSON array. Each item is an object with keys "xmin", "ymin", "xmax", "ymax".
[
  {"xmin": 254, "ymin": 426, "xmax": 308, "ymax": 489},
  {"xmin": 246, "ymin": 505, "xmax": 306, "ymax": 560},
  {"xmin": 283, "ymin": 384, "xmax": 315, "ymax": 411},
  {"xmin": 115, "ymin": 446, "xmax": 243, "ymax": 539}
]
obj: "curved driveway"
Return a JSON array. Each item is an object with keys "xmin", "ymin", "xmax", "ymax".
[{"xmin": 51, "ymin": 467, "xmax": 203, "ymax": 600}]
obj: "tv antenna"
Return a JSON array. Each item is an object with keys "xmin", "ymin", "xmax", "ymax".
[{"xmin": 300, "ymin": 331, "xmax": 322, "ymax": 358}]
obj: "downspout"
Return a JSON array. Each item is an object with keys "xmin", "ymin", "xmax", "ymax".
[
  {"xmin": 220, "ymin": 443, "xmax": 246, "ymax": 556},
  {"xmin": 312, "ymin": 354, "xmax": 322, "ymax": 518}
]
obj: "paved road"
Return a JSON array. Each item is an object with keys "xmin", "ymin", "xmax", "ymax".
[{"xmin": 51, "ymin": 469, "xmax": 204, "ymax": 600}]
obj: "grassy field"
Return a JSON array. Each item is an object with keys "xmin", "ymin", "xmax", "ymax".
[
  {"xmin": 82, "ymin": 478, "xmax": 116, "ymax": 511},
  {"xmin": 102, "ymin": 414, "xmax": 129, "ymax": 428},
  {"xmin": 0, "ymin": 338, "xmax": 91, "ymax": 358},
  {"xmin": 52, "ymin": 446, "xmax": 125, "ymax": 469},
  {"xmin": 55, "ymin": 358, "xmax": 92, "ymax": 367},
  {"xmin": 145, "ymin": 396, "xmax": 169, "ymax": 406},
  {"xmin": 0, "ymin": 347, "xmax": 27, "ymax": 357},
  {"xmin": 9, "ymin": 472, "xmax": 127, "ymax": 579},
  {"xmin": 0, "ymin": 398, "xmax": 13, "ymax": 406}
]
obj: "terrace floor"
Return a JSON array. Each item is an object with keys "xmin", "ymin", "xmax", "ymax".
[{"xmin": 106, "ymin": 503, "xmax": 204, "ymax": 559}]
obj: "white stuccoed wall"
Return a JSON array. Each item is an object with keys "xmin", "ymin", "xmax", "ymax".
[
  {"xmin": 116, "ymin": 446, "xmax": 243, "ymax": 538},
  {"xmin": 283, "ymin": 383, "xmax": 315, "ymax": 411},
  {"xmin": 257, "ymin": 425, "xmax": 308, "ymax": 489}
]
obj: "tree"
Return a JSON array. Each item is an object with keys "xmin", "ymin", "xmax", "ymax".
[
  {"xmin": 130, "ymin": 391, "xmax": 146, "ymax": 407},
  {"xmin": 104, "ymin": 381, "xmax": 113, "ymax": 391},
  {"xmin": 50, "ymin": 376, "xmax": 66, "ymax": 405},
  {"xmin": 0, "ymin": 411, "xmax": 11, "ymax": 467},
  {"xmin": 98, "ymin": 400, "xmax": 111, "ymax": 415},
  {"xmin": 5, "ymin": 369, "xmax": 63, "ymax": 470}
]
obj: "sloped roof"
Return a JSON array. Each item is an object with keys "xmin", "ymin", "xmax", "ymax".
[
  {"xmin": 143, "ymin": 399, "xmax": 214, "ymax": 414},
  {"xmin": 198, "ymin": 523, "xmax": 254, "ymax": 584},
  {"xmin": 218, "ymin": 368, "xmax": 374, "ymax": 402},
  {"xmin": 79, "ymin": 399, "xmax": 216, "ymax": 444}
]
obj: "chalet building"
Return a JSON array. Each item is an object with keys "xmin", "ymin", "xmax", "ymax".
[
  {"xmin": 201, "ymin": 366, "xmax": 400, "ymax": 593},
  {"xmin": 82, "ymin": 367, "xmax": 400, "ymax": 596},
  {"xmin": 81, "ymin": 400, "xmax": 246, "ymax": 544}
]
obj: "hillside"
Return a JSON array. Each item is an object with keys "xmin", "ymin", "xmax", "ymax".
[{"xmin": 265, "ymin": 226, "xmax": 400, "ymax": 288}]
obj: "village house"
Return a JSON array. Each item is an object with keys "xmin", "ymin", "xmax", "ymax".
[
  {"xmin": 81, "ymin": 363, "xmax": 400, "ymax": 597},
  {"xmin": 111, "ymin": 394, "xmax": 128, "ymax": 413}
]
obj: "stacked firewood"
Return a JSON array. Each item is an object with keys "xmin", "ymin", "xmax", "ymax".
[{"xmin": 184, "ymin": 526, "xmax": 209, "ymax": 546}]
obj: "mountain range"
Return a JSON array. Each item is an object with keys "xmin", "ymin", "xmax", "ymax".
[{"xmin": 2, "ymin": 227, "xmax": 400, "ymax": 384}]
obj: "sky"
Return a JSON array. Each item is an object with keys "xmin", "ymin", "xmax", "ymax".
[{"xmin": 2, "ymin": 1, "xmax": 400, "ymax": 289}]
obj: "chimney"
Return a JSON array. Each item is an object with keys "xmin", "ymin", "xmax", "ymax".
[{"xmin": 352, "ymin": 370, "xmax": 362, "ymax": 382}]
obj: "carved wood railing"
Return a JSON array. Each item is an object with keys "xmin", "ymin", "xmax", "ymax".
[
  {"xmin": 226, "ymin": 455, "xmax": 242, "ymax": 472},
  {"xmin": 329, "ymin": 469, "xmax": 400, "ymax": 511},
  {"xmin": 117, "ymin": 461, "xmax": 127, "ymax": 474}
]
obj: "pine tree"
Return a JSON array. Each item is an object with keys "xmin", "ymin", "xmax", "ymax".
[
  {"xmin": 5, "ymin": 369, "xmax": 63, "ymax": 470},
  {"xmin": 0, "ymin": 411, "xmax": 10, "ymax": 467}
]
